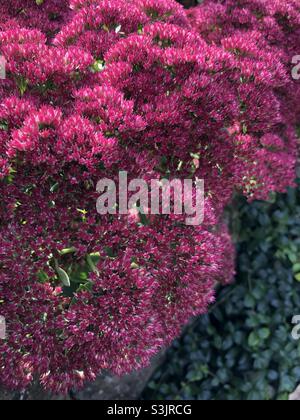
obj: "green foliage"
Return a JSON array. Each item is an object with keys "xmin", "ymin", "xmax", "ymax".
[{"xmin": 144, "ymin": 180, "xmax": 300, "ymax": 400}]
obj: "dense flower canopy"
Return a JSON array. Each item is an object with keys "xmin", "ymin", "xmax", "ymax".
[
  {"xmin": 189, "ymin": 0, "xmax": 300, "ymax": 199},
  {"xmin": 0, "ymin": 0, "xmax": 298, "ymax": 393}
]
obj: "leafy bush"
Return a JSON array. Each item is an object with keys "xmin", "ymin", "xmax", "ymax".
[
  {"xmin": 144, "ymin": 181, "xmax": 300, "ymax": 401},
  {"xmin": 0, "ymin": 0, "xmax": 298, "ymax": 394}
]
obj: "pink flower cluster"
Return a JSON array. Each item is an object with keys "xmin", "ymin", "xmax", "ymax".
[
  {"xmin": 0, "ymin": 0, "xmax": 298, "ymax": 393},
  {"xmin": 189, "ymin": 0, "xmax": 300, "ymax": 199}
]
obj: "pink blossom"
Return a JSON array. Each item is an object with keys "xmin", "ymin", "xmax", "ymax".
[{"xmin": 0, "ymin": 0, "xmax": 298, "ymax": 394}]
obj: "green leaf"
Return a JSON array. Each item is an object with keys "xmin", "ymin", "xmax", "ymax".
[
  {"xmin": 87, "ymin": 254, "xmax": 99, "ymax": 275},
  {"xmin": 91, "ymin": 60, "xmax": 105, "ymax": 73},
  {"xmin": 258, "ymin": 328, "xmax": 271, "ymax": 340},
  {"xmin": 131, "ymin": 262, "xmax": 139, "ymax": 269},
  {"xmin": 244, "ymin": 294, "xmax": 256, "ymax": 308},
  {"xmin": 50, "ymin": 182, "xmax": 59, "ymax": 193},
  {"xmin": 76, "ymin": 281, "xmax": 93, "ymax": 293},
  {"xmin": 137, "ymin": 24, "xmax": 143, "ymax": 34},
  {"xmin": 16, "ymin": 76, "xmax": 29, "ymax": 96},
  {"xmin": 58, "ymin": 247, "xmax": 77, "ymax": 256},
  {"xmin": 248, "ymin": 332, "xmax": 260, "ymax": 348},
  {"xmin": 37, "ymin": 270, "xmax": 48, "ymax": 283},
  {"xmin": 0, "ymin": 120, "xmax": 8, "ymax": 131},
  {"xmin": 293, "ymin": 263, "xmax": 300, "ymax": 273},
  {"xmin": 105, "ymin": 246, "xmax": 116, "ymax": 258},
  {"xmin": 55, "ymin": 261, "xmax": 70, "ymax": 287}
]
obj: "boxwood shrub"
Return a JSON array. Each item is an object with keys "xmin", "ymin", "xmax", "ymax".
[{"xmin": 144, "ymin": 179, "xmax": 300, "ymax": 400}]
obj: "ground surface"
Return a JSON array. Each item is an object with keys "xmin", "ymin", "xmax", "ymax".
[{"xmin": 0, "ymin": 354, "xmax": 164, "ymax": 400}]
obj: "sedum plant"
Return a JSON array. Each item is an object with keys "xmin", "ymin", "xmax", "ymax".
[{"xmin": 0, "ymin": 0, "xmax": 298, "ymax": 393}]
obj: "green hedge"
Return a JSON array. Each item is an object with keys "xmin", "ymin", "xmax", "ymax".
[{"xmin": 144, "ymin": 180, "xmax": 300, "ymax": 400}]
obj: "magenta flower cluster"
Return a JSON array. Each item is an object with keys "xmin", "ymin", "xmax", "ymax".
[
  {"xmin": 189, "ymin": 0, "xmax": 300, "ymax": 200},
  {"xmin": 0, "ymin": 0, "xmax": 298, "ymax": 393}
]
